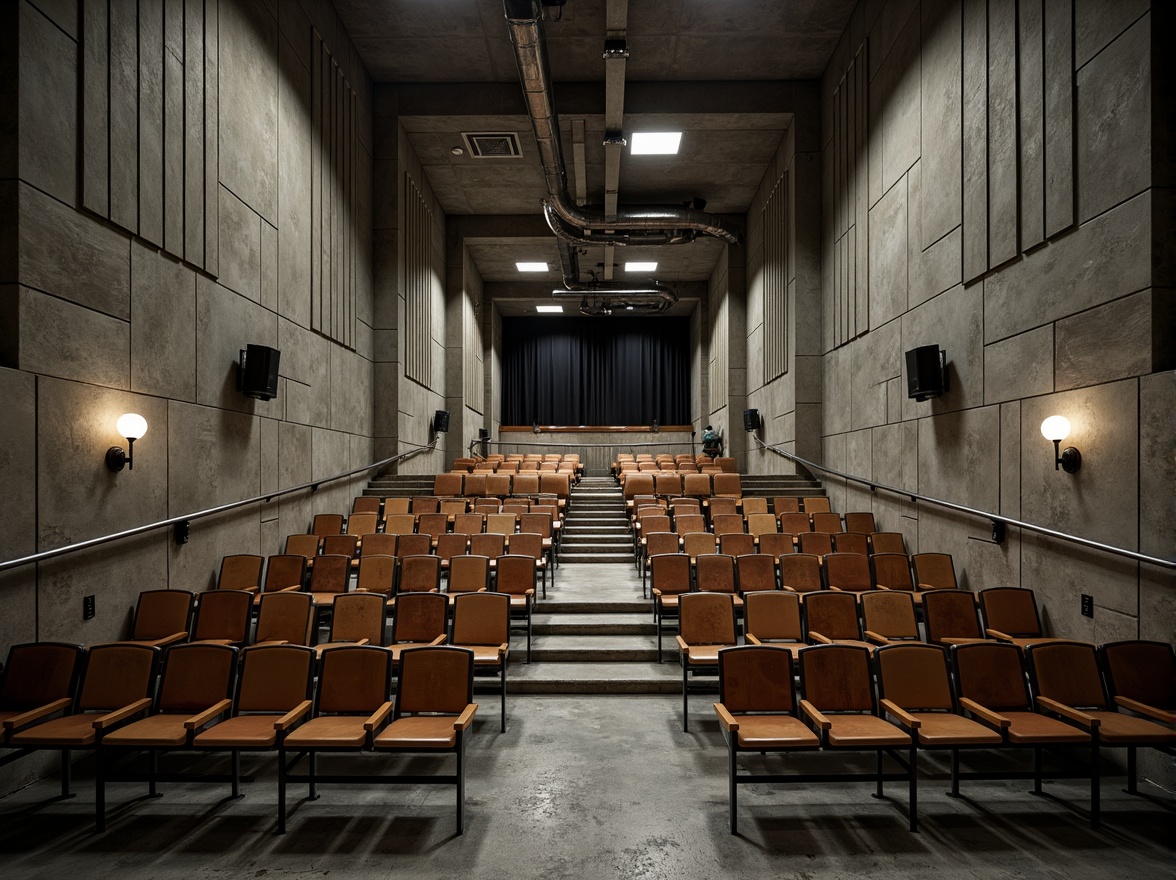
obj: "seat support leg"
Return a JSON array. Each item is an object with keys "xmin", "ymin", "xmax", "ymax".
[
  {"xmin": 95, "ymin": 747, "xmax": 106, "ymax": 833},
  {"xmin": 500, "ymin": 663, "xmax": 508, "ymax": 733},
  {"xmin": 728, "ymin": 741, "xmax": 738, "ymax": 835},
  {"xmin": 60, "ymin": 749, "xmax": 72, "ymax": 799},
  {"xmin": 309, "ymin": 752, "xmax": 318, "ymax": 800},
  {"xmin": 1090, "ymin": 738, "xmax": 1100, "ymax": 829},
  {"xmin": 908, "ymin": 744, "xmax": 918, "ymax": 832},
  {"xmin": 456, "ymin": 738, "xmax": 465, "ymax": 835},
  {"xmin": 1126, "ymin": 746, "xmax": 1137, "ymax": 795},
  {"xmin": 873, "ymin": 749, "xmax": 884, "ymax": 798},
  {"xmin": 682, "ymin": 664, "xmax": 689, "ymax": 733},
  {"xmin": 231, "ymin": 751, "xmax": 241, "ymax": 799},
  {"xmin": 277, "ymin": 748, "xmax": 287, "ymax": 835},
  {"xmin": 149, "ymin": 749, "xmax": 158, "ymax": 797},
  {"xmin": 948, "ymin": 749, "xmax": 961, "ymax": 798}
]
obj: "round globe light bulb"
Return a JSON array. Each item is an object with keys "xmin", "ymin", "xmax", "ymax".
[
  {"xmin": 1040, "ymin": 415, "xmax": 1070, "ymax": 442},
  {"xmin": 116, "ymin": 413, "xmax": 148, "ymax": 440}
]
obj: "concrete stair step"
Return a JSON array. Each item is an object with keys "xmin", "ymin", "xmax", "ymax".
[
  {"xmin": 539, "ymin": 598, "xmax": 648, "ymax": 614},
  {"xmin": 502, "ymin": 661, "xmax": 684, "ymax": 694},
  {"xmin": 528, "ymin": 635, "xmax": 659, "ymax": 662},
  {"xmin": 533, "ymin": 613, "xmax": 653, "ymax": 635},
  {"xmin": 557, "ymin": 553, "xmax": 634, "ymax": 564}
]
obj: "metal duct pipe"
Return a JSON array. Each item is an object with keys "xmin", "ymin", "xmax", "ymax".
[{"xmin": 504, "ymin": 0, "xmax": 741, "ymax": 257}]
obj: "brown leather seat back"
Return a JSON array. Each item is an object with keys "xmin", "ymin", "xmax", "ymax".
[
  {"xmin": 77, "ymin": 643, "xmax": 157, "ymax": 711},
  {"xmin": 922, "ymin": 590, "xmax": 982, "ymax": 642},
  {"xmin": 802, "ymin": 496, "xmax": 831, "ymax": 513},
  {"xmin": 448, "ymin": 555, "xmax": 490, "ymax": 593},
  {"xmin": 284, "ymin": 534, "xmax": 321, "ymax": 558},
  {"xmin": 646, "ymin": 532, "xmax": 681, "ymax": 558},
  {"xmin": 804, "ymin": 591, "xmax": 861, "ymax": 640},
  {"xmin": 844, "ymin": 512, "xmax": 877, "ymax": 533},
  {"xmin": 330, "ymin": 592, "xmax": 386, "ymax": 645},
  {"xmin": 255, "ymin": 592, "xmax": 314, "ymax": 645},
  {"xmin": 417, "ymin": 513, "xmax": 449, "ymax": 540},
  {"xmin": 264, "ymin": 555, "xmax": 307, "ymax": 593},
  {"xmin": 360, "ymin": 533, "xmax": 397, "ymax": 558},
  {"xmin": 712, "ymin": 473, "xmax": 742, "ymax": 497},
  {"xmin": 779, "ymin": 553, "xmax": 823, "ymax": 592},
  {"xmin": 470, "ymin": 533, "xmax": 506, "ymax": 560},
  {"xmin": 875, "ymin": 643, "xmax": 954, "ymax": 711},
  {"xmin": 708, "ymin": 497, "xmax": 739, "ymax": 517},
  {"xmin": 383, "ymin": 498, "xmax": 411, "ymax": 515},
  {"xmin": 0, "ymin": 643, "xmax": 84, "ymax": 710},
  {"xmin": 681, "ymin": 532, "xmax": 717, "ymax": 559},
  {"xmin": 757, "ymin": 532, "xmax": 794, "ymax": 559},
  {"xmin": 311, "ymin": 514, "xmax": 345, "ymax": 537},
  {"xmin": 463, "ymin": 473, "xmax": 488, "ymax": 497},
  {"xmin": 218, "ymin": 555, "xmax": 263, "ymax": 590},
  {"xmin": 682, "ymin": 473, "xmax": 711, "ymax": 498},
  {"xmin": 132, "ymin": 590, "xmax": 195, "ymax": 640},
  {"xmin": 355, "ymin": 554, "xmax": 396, "ymax": 596},
  {"xmin": 452, "ymin": 592, "xmax": 510, "ymax": 646},
  {"xmin": 513, "ymin": 474, "xmax": 541, "ymax": 496},
  {"xmin": 237, "ymin": 645, "xmax": 314, "ymax": 713},
  {"xmin": 509, "ymin": 532, "xmax": 544, "ymax": 561},
  {"xmin": 433, "ymin": 473, "xmax": 463, "ymax": 497},
  {"xmin": 799, "ymin": 644, "xmax": 874, "ymax": 712},
  {"xmin": 696, "ymin": 554, "xmax": 737, "ymax": 594},
  {"xmin": 321, "ymin": 534, "xmax": 359, "ymax": 559},
  {"xmin": 778, "ymin": 512, "xmax": 812, "ymax": 534},
  {"xmin": 679, "ymin": 592, "xmax": 736, "ymax": 645},
  {"xmin": 952, "ymin": 642, "xmax": 1031, "ymax": 711},
  {"xmin": 192, "ymin": 590, "xmax": 253, "ymax": 642},
  {"xmin": 650, "ymin": 553, "xmax": 692, "ymax": 595},
  {"xmin": 773, "ymin": 496, "xmax": 800, "ymax": 514},
  {"xmin": 347, "ymin": 513, "xmax": 379, "ymax": 537},
  {"xmin": 675, "ymin": 514, "xmax": 708, "ymax": 536},
  {"xmin": 396, "ymin": 646, "xmax": 473, "ymax": 716},
  {"xmin": 980, "ymin": 587, "xmax": 1043, "ymax": 637},
  {"xmin": 832, "ymin": 532, "xmax": 869, "ymax": 555},
  {"xmin": 316, "ymin": 646, "xmax": 392, "ymax": 714},
  {"xmin": 824, "ymin": 553, "xmax": 871, "ymax": 591},
  {"xmin": 746, "ymin": 513, "xmax": 778, "ymax": 537},
  {"xmin": 912, "ymin": 552, "xmax": 957, "ymax": 589},
  {"xmin": 1100, "ymin": 641, "xmax": 1176, "ymax": 709},
  {"xmin": 352, "ymin": 496, "xmax": 381, "ymax": 515},
  {"xmin": 870, "ymin": 532, "xmax": 907, "ymax": 554},
  {"xmin": 495, "ymin": 555, "xmax": 535, "ymax": 595},
  {"xmin": 711, "ymin": 513, "xmax": 745, "ymax": 536},
  {"xmin": 398, "ymin": 555, "xmax": 441, "ymax": 593},
  {"xmin": 720, "ymin": 533, "xmax": 756, "ymax": 557},
  {"xmin": 436, "ymin": 533, "xmax": 470, "ymax": 562},
  {"xmin": 384, "ymin": 514, "xmax": 417, "ymax": 536},
  {"xmin": 157, "ymin": 643, "xmax": 237, "ymax": 713},
  {"xmin": 798, "ymin": 532, "xmax": 833, "ymax": 556},
  {"xmin": 719, "ymin": 645, "xmax": 798, "ymax": 714},
  {"xmin": 735, "ymin": 553, "xmax": 777, "ymax": 593},
  {"xmin": 308, "ymin": 555, "xmax": 351, "ymax": 594},
  {"xmin": 391, "ymin": 593, "xmax": 448, "ymax": 643},
  {"xmin": 811, "ymin": 512, "xmax": 844, "ymax": 534},
  {"xmin": 744, "ymin": 591, "xmax": 801, "ymax": 641},
  {"xmin": 860, "ymin": 590, "xmax": 918, "ymax": 639},
  {"xmin": 742, "ymin": 497, "xmax": 769, "ymax": 516},
  {"xmin": 396, "ymin": 534, "xmax": 433, "ymax": 557},
  {"xmin": 871, "ymin": 553, "xmax": 913, "ymax": 591},
  {"xmin": 1027, "ymin": 642, "xmax": 1108, "ymax": 709},
  {"xmin": 453, "ymin": 513, "xmax": 485, "ymax": 535}
]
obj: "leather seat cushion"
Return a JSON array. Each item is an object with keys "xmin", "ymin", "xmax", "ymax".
[
  {"xmin": 825, "ymin": 714, "xmax": 911, "ymax": 747},
  {"xmin": 102, "ymin": 714, "xmax": 190, "ymax": 747},
  {"xmin": 284, "ymin": 716, "xmax": 368, "ymax": 749},
  {"xmin": 912, "ymin": 712, "xmax": 1003, "ymax": 746},
  {"xmin": 736, "ymin": 715, "xmax": 821, "ymax": 748},
  {"xmin": 11, "ymin": 714, "xmax": 100, "ymax": 747},
  {"xmin": 1004, "ymin": 711, "xmax": 1090, "ymax": 744},
  {"xmin": 374, "ymin": 716, "xmax": 458, "ymax": 749},
  {"xmin": 194, "ymin": 715, "xmax": 281, "ymax": 748}
]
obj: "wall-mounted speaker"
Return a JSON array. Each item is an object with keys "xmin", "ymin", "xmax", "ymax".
[
  {"xmin": 433, "ymin": 410, "xmax": 451, "ymax": 433},
  {"xmin": 905, "ymin": 345, "xmax": 948, "ymax": 401},
  {"xmin": 239, "ymin": 345, "xmax": 280, "ymax": 401},
  {"xmin": 743, "ymin": 408, "xmax": 761, "ymax": 431}
]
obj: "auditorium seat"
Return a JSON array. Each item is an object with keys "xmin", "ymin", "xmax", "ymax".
[
  {"xmin": 119, "ymin": 590, "xmax": 195, "ymax": 648},
  {"xmin": 217, "ymin": 555, "xmax": 264, "ymax": 592},
  {"xmin": 450, "ymin": 592, "xmax": 510, "ymax": 732},
  {"xmin": 676, "ymin": 592, "xmax": 738, "ymax": 731}
]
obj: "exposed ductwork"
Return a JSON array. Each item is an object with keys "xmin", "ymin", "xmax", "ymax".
[{"xmin": 504, "ymin": 0, "xmax": 740, "ymax": 314}]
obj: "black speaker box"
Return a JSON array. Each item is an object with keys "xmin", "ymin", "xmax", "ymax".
[
  {"xmin": 743, "ymin": 408, "xmax": 760, "ymax": 431},
  {"xmin": 433, "ymin": 410, "xmax": 451, "ymax": 433},
  {"xmin": 239, "ymin": 345, "xmax": 280, "ymax": 401},
  {"xmin": 905, "ymin": 345, "xmax": 948, "ymax": 401}
]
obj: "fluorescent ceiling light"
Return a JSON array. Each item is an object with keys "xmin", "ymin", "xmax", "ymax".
[
  {"xmin": 535, "ymin": 305, "xmax": 563, "ymax": 313},
  {"xmin": 516, "ymin": 262, "xmax": 549, "ymax": 272},
  {"xmin": 625, "ymin": 262, "xmax": 658, "ymax": 272},
  {"xmin": 631, "ymin": 132, "xmax": 682, "ymax": 155}
]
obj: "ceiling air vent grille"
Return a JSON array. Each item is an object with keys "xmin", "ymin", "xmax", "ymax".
[{"xmin": 462, "ymin": 132, "xmax": 523, "ymax": 159}]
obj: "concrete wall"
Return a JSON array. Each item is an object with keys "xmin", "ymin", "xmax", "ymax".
[
  {"xmin": 813, "ymin": 0, "xmax": 1174, "ymax": 644},
  {"xmin": 0, "ymin": 0, "xmax": 374, "ymax": 793}
]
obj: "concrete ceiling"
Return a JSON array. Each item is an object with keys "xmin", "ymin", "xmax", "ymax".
[{"xmin": 336, "ymin": 0, "xmax": 857, "ymax": 308}]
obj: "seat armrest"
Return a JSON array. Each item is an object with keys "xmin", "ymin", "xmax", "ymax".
[
  {"xmin": 799, "ymin": 699, "xmax": 831, "ymax": 731},
  {"xmin": 497, "ymin": 642, "xmax": 509, "ymax": 657},
  {"xmin": 674, "ymin": 635, "xmax": 690, "ymax": 653},
  {"xmin": 93, "ymin": 698, "xmax": 153, "ymax": 730},
  {"xmin": 275, "ymin": 700, "xmax": 313, "ymax": 731},
  {"xmin": 363, "ymin": 701, "xmax": 395, "ymax": 733},
  {"xmin": 828, "ymin": 585, "xmax": 844, "ymax": 592},
  {"xmin": 1036, "ymin": 696, "xmax": 1100, "ymax": 729},
  {"xmin": 864, "ymin": 630, "xmax": 890, "ymax": 645},
  {"xmin": 985, "ymin": 627, "xmax": 1015, "ymax": 641},
  {"xmin": 1114, "ymin": 696, "xmax": 1173, "ymax": 723},
  {"xmin": 780, "ymin": 585, "xmax": 797, "ymax": 593},
  {"xmin": 879, "ymin": 698, "xmax": 921, "ymax": 729},
  {"xmin": 353, "ymin": 638, "xmax": 371, "ymax": 646},
  {"xmin": 745, "ymin": 634, "xmax": 763, "ymax": 646},
  {"xmin": 959, "ymin": 697, "xmax": 1011, "ymax": 729},
  {"xmin": 713, "ymin": 703, "xmax": 739, "ymax": 732},
  {"xmin": 874, "ymin": 584, "xmax": 892, "ymax": 591},
  {"xmin": 2, "ymin": 698, "xmax": 72, "ymax": 731},
  {"xmin": 153, "ymin": 632, "xmax": 189, "ymax": 647},
  {"xmin": 429, "ymin": 635, "xmax": 447, "ymax": 646},
  {"xmin": 276, "ymin": 585, "xmax": 303, "ymax": 593},
  {"xmin": 809, "ymin": 631, "xmax": 833, "ymax": 644},
  {"xmin": 184, "ymin": 698, "xmax": 233, "ymax": 731},
  {"xmin": 454, "ymin": 704, "xmax": 478, "ymax": 731}
]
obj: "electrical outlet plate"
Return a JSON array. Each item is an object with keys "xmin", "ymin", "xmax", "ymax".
[
  {"xmin": 1081, "ymin": 594, "xmax": 1094, "ymax": 618},
  {"xmin": 83, "ymin": 595, "xmax": 96, "ymax": 620}
]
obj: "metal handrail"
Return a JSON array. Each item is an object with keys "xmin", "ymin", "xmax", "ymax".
[
  {"xmin": 752, "ymin": 435, "xmax": 1175, "ymax": 570},
  {"xmin": 0, "ymin": 441, "xmax": 439, "ymax": 574}
]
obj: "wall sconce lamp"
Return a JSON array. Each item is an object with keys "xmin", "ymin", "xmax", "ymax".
[
  {"xmin": 106, "ymin": 413, "xmax": 148, "ymax": 472},
  {"xmin": 1040, "ymin": 416, "xmax": 1081, "ymax": 473}
]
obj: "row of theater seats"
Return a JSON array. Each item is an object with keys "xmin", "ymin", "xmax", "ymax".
[
  {"xmin": 613, "ymin": 453, "xmax": 737, "ymax": 476},
  {"xmin": 621, "ymin": 471, "xmax": 745, "ymax": 496},
  {"xmin": 451, "ymin": 452, "xmax": 583, "ymax": 477},
  {"xmin": 0, "ymin": 637, "xmax": 498, "ymax": 834},
  {"xmin": 702, "ymin": 632, "xmax": 1176, "ymax": 832},
  {"xmin": 431, "ymin": 471, "xmax": 572, "ymax": 505}
]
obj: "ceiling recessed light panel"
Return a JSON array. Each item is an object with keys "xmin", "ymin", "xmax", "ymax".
[
  {"xmin": 631, "ymin": 132, "xmax": 682, "ymax": 155},
  {"xmin": 516, "ymin": 262, "xmax": 549, "ymax": 272},
  {"xmin": 535, "ymin": 305, "xmax": 563, "ymax": 313},
  {"xmin": 625, "ymin": 262, "xmax": 658, "ymax": 272}
]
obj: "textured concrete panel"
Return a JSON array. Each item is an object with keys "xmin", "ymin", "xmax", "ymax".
[
  {"xmin": 278, "ymin": 420, "xmax": 313, "ymax": 539},
  {"xmin": 984, "ymin": 192, "xmax": 1150, "ymax": 343},
  {"xmin": 870, "ymin": 422, "xmax": 904, "ymax": 488},
  {"xmin": 1075, "ymin": 16, "xmax": 1151, "ymax": 223},
  {"xmin": 278, "ymin": 30, "xmax": 313, "ymax": 329},
  {"xmin": 850, "ymin": 319, "xmax": 899, "ymax": 431},
  {"xmin": 312, "ymin": 427, "xmax": 352, "ymax": 484},
  {"xmin": 37, "ymin": 535, "xmax": 168, "ymax": 645},
  {"xmin": 261, "ymin": 220, "xmax": 278, "ymax": 312},
  {"xmin": 1022, "ymin": 532, "xmax": 1139, "ymax": 642},
  {"xmin": 966, "ymin": 531, "xmax": 1020, "ymax": 591},
  {"xmin": 868, "ymin": 178, "xmax": 907, "ymax": 328},
  {"xmin": 19, "ymin": 184, "xmax": 130, "ymax": 318},
  {"xmin": 987, "ymin": 0, "xmax": 1019, "ymax": 268},
  {"xmin": 821, "ymin": 432, "xmax": 848, "ymax": 514},
  {"xmin": 163, "ymin": 45, "xmax": 185, "ymax": 258},
  {"xmin": 900, "ymin": 282, "xmax": 984, "ymax": 419},
  {"xmin": 960, "ymin": 0, "xmax": 987, "ymax": 282},
  {"xmin": 919, "ymin": 0, "xmax": 962, "ymax": 250},
  {"xmin": 218, "ymin": 185, "xmax": 262, "ymax": 303},
  {"xmin": 36, "ymin": 377, "xmax": 168, "ymax": 548},
  {"xmin": 984, "ymin": 325, "xmax": 1054, "ymax": 405},
  {"xmin": 846, "ymin": 427, "xmax": 872, "ymax": 481},
  {"xmin": 195, "ymin": 276, "xmax": 278, "ymax": 413},
  {"xmin": 278, "ymin": 318, "xmax": 331, "ymax": 428},
  {"xmin": 999, "ymin": 402, "xmax": 1021, "ymax": 519},
  {"xmin": 1020, "ymin": 382, "xmax": 1138, "ymax": 549},
  {"xmin": 219, "ymin": 0, "xmax": 278, "ymax": 224},
  {"xmin": 908, "ymin": 161, "xmax": 963, "ymax": 308},
  {"xmin": 108, "ymin": 0, "xmax": 139, "ymax": 235},
  {"xmin": 167, "ymin": 400, "xmax": 261, "ymax": 515},
  {"xmin": 168, "ymin": 508, "xmax": 262, "ymax": 594},
  {"xmin": 19, "ymin": 2, "xmax": 76, "ymax": 205},
  {"xmin": 137, "ymin": 0, "xmax": 164, "ymax": 247},
  {"xmin": 130, "ymin": 242, "xmax": 196, "ymax": 401},
  {"xmin": 1140, "ymin": 562, "xmax": 1176, "ymax": 644},
  {"xmin": 881, "ymin": 7, "xmax": 920, "ymax": 193},
  {"xmin": 917, "ymin": 406, "xmax": 1000, "ymax": 515},
  {"xmin": 261, "ymin": 415, "xmax": 280, "ymax": 500},
  {"xmin": 331, "ymin": 345, "xmax": 371, "ymax": 435},
  {"xmin": 1055, "ymin": 291, "xmax": 1152, "ymax": 390},
  {"xmin": 0, "ymin": 368, "xmax": 36, "ymax": 654},
  {"xmin": 18, "ymin": 287, "xmax": 129, "ymax": 389},
  {"xmin": 1075, "ymin": 0, "xmax": 1150, "ymax": 69},
  {"xmin": 1044, "ymin": 0, "xmax": 1075, "ymax": 237},
  {"xmin": 1139, "ymin": 370, "xmax": 1176, "ymax": 561},
  {"xmin": 915, "ymin": 506, "xmax": 976, "ymax": 587},
  {"xmin": 1019, "ymin": 0, "xmax": 1045, "ymax": 251}
]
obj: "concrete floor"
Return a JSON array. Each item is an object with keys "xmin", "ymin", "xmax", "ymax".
[{"xmin": 1, "ymin": 694, "xmax": 1173, "ymax": 880}]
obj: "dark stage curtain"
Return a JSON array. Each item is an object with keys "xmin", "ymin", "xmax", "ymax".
[{"xmin": 501, "ymin": 317, "xmax": 690, "ymax": 425}]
